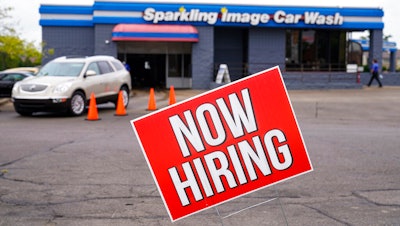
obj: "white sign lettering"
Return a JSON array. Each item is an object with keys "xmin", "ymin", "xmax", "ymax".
[
  {"xmin": 304, "ymin": 12, "xmax": 343, "ymax": 25},
  {"xmin": 143, "ymin": 7, "xmax": 344, "ymax": 26},
  {"xmin": 167, "ymin": 88, "xmax": 293, "ymax": 206},
  {"xmin": 169, "ymin": 88, "xmax": 257, "ymax": 158},
  {"xmin": 168, "ymin": 129, "xmax": 292, "ymax": 206}
]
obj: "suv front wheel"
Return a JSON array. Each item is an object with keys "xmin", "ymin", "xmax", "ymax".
[
  {"xmin": 69, "ymin": 91, "xmax": 86, "ymax": 116},
  {"xmin": 114, "ymin": 86, "xmax": 130, "ymax": 109}
]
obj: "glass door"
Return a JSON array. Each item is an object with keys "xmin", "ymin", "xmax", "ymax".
[{"xmin": 166, "ymin": 54, "xmax": 192, "ymax": 88}]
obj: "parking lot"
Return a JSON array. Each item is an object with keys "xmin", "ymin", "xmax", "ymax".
[{"xmin": 0, "ymin": 86, "xmax": 400, "ymax": 225}]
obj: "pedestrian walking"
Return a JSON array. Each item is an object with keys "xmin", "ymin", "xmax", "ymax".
[
  {"xmin": 123, "ymin": 61, "xmax": 130, "ymax": 72},
  {"xmin": 367, "ymin": 59, "xmax": 383, "ymax": 87}
]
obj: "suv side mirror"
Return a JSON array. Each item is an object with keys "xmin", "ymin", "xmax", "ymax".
[{"xmin": 85, "ymin": 70, "xmax": 97, "ymax": 77}]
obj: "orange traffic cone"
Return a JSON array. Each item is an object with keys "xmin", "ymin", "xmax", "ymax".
[
  {"xmin": 85, "ymin": 92, "xmax": 100, "ymax": 121},
  {"xmin": 115, "ymin": 90, "xmax": 128, "ymax": 116},
  {"xmin": 169, "ymin": 85, "xmax": 176, "ymax": 105},
  {"xmin": 147, "ymin": 88, "xmax": 157, "ymax": 111}
]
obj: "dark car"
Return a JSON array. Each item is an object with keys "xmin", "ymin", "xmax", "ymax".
[{"xmin": 0, "ymin": 71, "xmax": 33, "ymax": 97}]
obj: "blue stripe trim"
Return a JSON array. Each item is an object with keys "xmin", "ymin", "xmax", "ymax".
[
  {"xmin": 40, "ymin": 20, "xmax": 93, "ymax": 27},
  {"xmin": 43, "ymin": 16, "xmax": 383, "ymax": 30},
  {"xmin": 40, "ymin": 5, "xmax": 93, "ymax": 15},
  {"xmin": 92, "ymin": 16, "xmax": 383, "ymax": 30},
  {"xmin": 40, "ymin": 2, "xmax": 384, "ymax": 30},
  {"xmin": 112, "ymin": 32, "xmax": 199, "ymax": 39}
]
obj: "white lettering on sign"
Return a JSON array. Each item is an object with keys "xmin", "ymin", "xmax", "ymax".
[
  {"xmin": 143, "ymin": 7, "xmax": 218, "ymax": 25},
  {"xmin": 274, "ymin": 10, "xmax": 302, "ymax": 24},
  {"xmin": 220, "ymin": 8, "xmax": 270, "ymax": 26},
  {"xmin": 168, "ymin": 130, "xmax": 293, "ymax": 206},
  {"xmin": 196, "ymin": 103, "xmax": 226, "ymax": 147},
  {"xmin": 143, "ymin": 7, "xmax": 343, "ymax": 26},
  {"xmin": 273, "ymin": 10, "xmax": 343, "ymax": 25},
  {"xmin": 167, "ymin": 88, "xmax": 293, "ymax": 206},
  {"xmin": 304, "ymin": 12, "xmax": 343, "ymax": 25},
  {"xmin": 169, "ymin": 110, "xmax": 206, "ymax": 157},
  {"xmin": 169, "ymin": 88, "xmax": 257, "ymax": 157}
]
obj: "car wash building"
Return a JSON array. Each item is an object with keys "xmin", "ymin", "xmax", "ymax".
[{"xmin": 39, "ymin": 1, "xmax": 386, "ymax": 89}]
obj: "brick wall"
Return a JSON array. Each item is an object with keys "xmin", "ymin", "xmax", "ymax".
[
  {"xmin": 94, "ymin": 24, "xmax": 118, "ymax": 57},
  {"xmin": 42, "ymin": 27, "xmax": 94, "ymax": 64},
  {"xmin": 248, "ymin": 28, "xmax": 286, "ymax": 75},
  {"xmin": 192, "ymin": 26, "xmax": 214, "ymax": 89}
]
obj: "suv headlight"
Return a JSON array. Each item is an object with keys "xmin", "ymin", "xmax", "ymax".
[
  {"xmin": 54, "ymin": 83, "xmax": 72, "ymax": 94},
  {"xmin": 12, "ymin": 82, "xmax": 20, "ymax": 95}
]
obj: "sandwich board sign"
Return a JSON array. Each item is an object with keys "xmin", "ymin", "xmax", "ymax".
[
  {"xmin": 131, "ymin": 66, "xmax": 313, "ymax": 222},
  {"xmin": 215, "ymin": 64, "xmax": 231, "ymax": 84}
]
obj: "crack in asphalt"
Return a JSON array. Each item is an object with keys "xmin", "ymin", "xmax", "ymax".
[
  {"xmin": 352, "ymin": 189, "xmax": 400, "ymax": 207},
  {"xmin": 0, "ymin": 176, "xmax": 46, "ymax": 186},
  {"xmin": 50, "ymin": 214, "xmax": 167, "ymax": 221},
  {"xmin": 0, "ymin": 193, "xmax": 166, "ymax": 223},
  {"xmin": 0, "ymin": 140, "xmax": 75, "ymax": 168},
  {"xmin": 0, "ymin": 181, "xmax": 159, "ymax": 207},
  {"xmin": 0, "ymin": 195, "xmax": 138, "ymax": 207},
  {"xmin": 302, "ymin": 204, "xmax": 352, "ymax": 226},
  {"xmin": 299, "ymin": 189, "xmax": 400, "ymax": 225}
]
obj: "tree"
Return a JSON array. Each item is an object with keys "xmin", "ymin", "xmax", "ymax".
[
  {"xmin": 359, "ymin": 34, "xmax": 393, "ymax": 41},
  {"xmin": 0, "ymin": 1, "xmax": 42, "ymax": 70},
  {"xmin": 383, "ymin": 34, "xmax": 392, "ymax": 41},
  {"xmin": 0, "ymin": 2, "xmax": 15, "ymax": 35}
]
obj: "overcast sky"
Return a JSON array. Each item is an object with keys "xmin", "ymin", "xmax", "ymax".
[{"xmin": 5, "ymin": 0, "xmax": 400, "ymax": 47}]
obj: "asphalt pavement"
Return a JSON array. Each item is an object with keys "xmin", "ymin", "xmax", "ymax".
[{"xmin": 0, "ymin": 86, "xmax": 399, "ymax": 225}]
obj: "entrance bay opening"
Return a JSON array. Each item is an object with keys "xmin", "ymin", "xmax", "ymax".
[
  {"xmin": 121, "ymin": 54, "xmax": 166, "ymax": 88},
  {"xmin": 117, "ymin": 42, "xmax": 193, "ymax": 89}
]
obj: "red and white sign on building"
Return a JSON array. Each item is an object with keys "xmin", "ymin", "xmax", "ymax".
[{"xmin": 131, "ymin": 66, "xmax": 313, "ymax": 222}]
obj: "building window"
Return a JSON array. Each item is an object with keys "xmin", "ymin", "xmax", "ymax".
[
  {"xmin": 286, "ymin": 29, "xmax": 347, "ymax": 71},
  {"xmin": 167, "ymin": 54, "xmax": 191, "ymax": 78}
]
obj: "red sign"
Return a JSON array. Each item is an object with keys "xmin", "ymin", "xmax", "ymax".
[{"xmin": 131, "ymin": 66, "xmax": 313, "ymax": 221}]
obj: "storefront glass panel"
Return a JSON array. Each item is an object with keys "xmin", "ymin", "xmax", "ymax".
[{"xmin": 286, "ymin": 29, "xmax": 347, "ymax": 71}]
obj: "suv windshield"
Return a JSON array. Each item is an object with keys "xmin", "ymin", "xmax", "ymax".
[{"xmin": 37, "ymin": 62, "xmax": 85, "ymax": 77}]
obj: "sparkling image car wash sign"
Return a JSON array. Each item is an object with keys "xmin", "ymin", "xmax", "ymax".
[{"xmin": 131, "ymin": 66, "xmax": 313, "ymax": 222}]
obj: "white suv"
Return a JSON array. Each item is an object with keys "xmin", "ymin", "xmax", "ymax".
[{"xmin": 12, "ymin": 55, "xmax": 132, "ymax": 116}]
